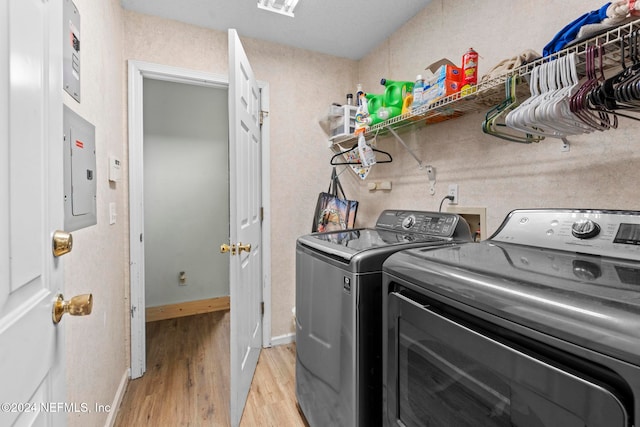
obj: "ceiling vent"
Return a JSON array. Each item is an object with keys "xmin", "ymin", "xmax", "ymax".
[{"xmin": 257, "ymin": 0, "xmax": 299, "ymax": 18}]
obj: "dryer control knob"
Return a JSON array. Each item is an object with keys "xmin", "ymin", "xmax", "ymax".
[{"xmin": 571, "ymin": 219, "xmax": 601, "ymax": 239}]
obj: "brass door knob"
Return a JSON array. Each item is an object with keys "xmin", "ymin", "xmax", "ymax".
[
  {"xmin": 52, "ymin": 230, "xmax": 73, "ymax": 257},
  {"xmin": 52, "ymin": 293, "xmax": 93, "ymax": 324},
  {"xmin": 220, "ymin": 243, "xmax": 236, "ymax": 255},
  {"xmin": 237, "ymin": 242, "xmax": 251, "ymax": 253}
]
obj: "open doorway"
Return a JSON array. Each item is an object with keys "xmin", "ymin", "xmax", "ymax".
[
  {"xmin": 127, "ymin": 61, "xmax": 272, "ymax": 416},
  {"xmin": 142, "ymin": 79, "xmax": 230, "ymax": 316}
]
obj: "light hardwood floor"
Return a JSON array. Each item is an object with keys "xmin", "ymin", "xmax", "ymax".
[{"xmin": 114, "ymin": 311, "xmax": 308, "ymax": 426}]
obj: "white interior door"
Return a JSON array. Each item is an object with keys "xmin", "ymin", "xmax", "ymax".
[
  {"xmin": 228, "ymin": 29, "xmax": 263, "ymax": 427},
  {"xmin": 0, "ymin": 0, "xmax": 65, "ymax": 426}
]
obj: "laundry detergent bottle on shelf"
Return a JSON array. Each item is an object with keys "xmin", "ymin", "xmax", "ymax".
[
  {"xmin": 364, "ymin": 93, "xmax": 385, "ymax": 125},
  {"xmin": 380, "ymin": 78, "xmax": 414, "ymax": 110},
  {"xmin": 354, "ymin": 89, "xmax": 371, "ymax": 134},
  {"xmin": 411, "ymin": 75, "xmax": 425, "ymax": 112},
  {"xmin": 379, "ymin": 78, "xmax": 413, "ymax": 121},
  {"xmin": 401, "ymin": 93, "xmax": 413, "ymax": 115}
]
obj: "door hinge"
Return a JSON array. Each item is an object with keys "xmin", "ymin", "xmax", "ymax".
[
  {"xmin": 261, "ymin": 301, "xmax": 264, "ymax": 315},
  {"xmin": 259, "ymin": 110, "xmax": 269, "ymax": 126},
  {"xmin": 260, "ymin": 206, "xmax": 264, "ymax": 223},
  {"xmin": 131, "ymin": 305, "xmax": 137, "ymax": 318}
]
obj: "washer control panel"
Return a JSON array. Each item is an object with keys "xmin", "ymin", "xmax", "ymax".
[
  {"xmin": 376, "ymin": 210, "xmax": 470, "ymax": 239},
  {"xmin": 491, "ymin": 209, "xmax": 640, "ymax": 260}
]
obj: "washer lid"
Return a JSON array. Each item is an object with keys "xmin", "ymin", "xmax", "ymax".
[
  {"xmin": 384, "ymin": 242, "xmax": 640, "ymax": 366},
  {"xmin": 298, "ymin": 228, "xmax": 443, "ymax": 261},
  {"xmin": 298, "ymin": 210, "xmax": 472, "ymax": 262}
]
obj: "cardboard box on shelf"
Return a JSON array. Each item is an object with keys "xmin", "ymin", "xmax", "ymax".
[
  {"xmin": 422, "ymin": 58, "xmax": 463, "ymax": 105},
  {"xmin": 425, "ymin": 58, "xmax": 457, "ymax": 75},
  {"xmin": 432, "ymin": 64, "xmax": 462, "ymax": 84}
]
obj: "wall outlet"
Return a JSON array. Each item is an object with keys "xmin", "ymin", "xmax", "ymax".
[{"xmin": 448, "ymin": 184, "xmax": 459, "ymax": 205}]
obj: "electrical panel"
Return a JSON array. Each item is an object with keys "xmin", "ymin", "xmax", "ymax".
[
  {"xmin": 63, "ymin": 106, "xmax": 96, "ymax": 231},
  {"xmin": 63, "ymin": 0, "xmax": 81, "ymax": 102}
]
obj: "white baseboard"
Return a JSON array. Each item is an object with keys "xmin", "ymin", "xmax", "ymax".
[
  {"xmin": 105, "ymin": 369, "xmax": 129, "ymax": 427},
  {"xmin": 269, "ymin": 332, "xmax": 296, "ymax": 347}
]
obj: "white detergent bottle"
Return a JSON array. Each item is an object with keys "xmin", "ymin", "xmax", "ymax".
[{"xmin": 411, "ymin": 74, "xmax": 424, "ymax": 112}]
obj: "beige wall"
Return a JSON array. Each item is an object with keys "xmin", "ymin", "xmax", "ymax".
[
  {"xmin": 62, "ymin": 0, "xmax": 127, "ymax": 426},
  {"xmin": 355, "ymin": 0, "xmax": 640, "ymax": 233}
]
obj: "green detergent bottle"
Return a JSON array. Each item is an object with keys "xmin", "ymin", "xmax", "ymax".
[
  {"xmin": 380, "ymin": 78, "xmax": 414, "ymax": 110},
  {"xmin": 365, "ymin": 93, "xmax": 386, "ymax": 125},
  {"xmin": 368, "ymin": 79, "xmax": 414, "ymax": 123}
]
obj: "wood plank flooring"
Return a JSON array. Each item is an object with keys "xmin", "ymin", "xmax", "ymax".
[{"xmin": 113, "ymin": 311, "xmax": 307, "ymax": 427}]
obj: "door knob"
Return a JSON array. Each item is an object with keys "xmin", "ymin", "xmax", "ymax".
[
  {"xmin": 220, "ymin": 243, "xmax": 236, "ymax": 255},
  {"xmin": 237, "ymin": 242, "xmax": 251, "ymax": 253},
  {"xmin": 52, "ymin": 293, "xmax": 93, "ymax": 324},
  {"xmin": 52, "ymin": 230, "xmax": 73, "ymax": 257}
]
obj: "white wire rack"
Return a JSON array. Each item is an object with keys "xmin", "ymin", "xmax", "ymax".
[{"xmin": 331, "ymin": 18, "xmax": 640, "ymax": 147}]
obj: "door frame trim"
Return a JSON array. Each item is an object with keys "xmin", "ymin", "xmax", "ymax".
[{"xmin": 127, "ymin": 60, "xmax": 272, "ymax": 378}]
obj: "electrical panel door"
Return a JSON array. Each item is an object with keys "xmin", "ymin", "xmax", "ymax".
[{"xmin": 63, "ymin": 105, "xmax": 96, "ymax": 231}]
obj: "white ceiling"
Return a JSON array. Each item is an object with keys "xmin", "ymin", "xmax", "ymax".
[{"xmin": 120, "ymin": 0, "xmax": 432, "ymax": 60}]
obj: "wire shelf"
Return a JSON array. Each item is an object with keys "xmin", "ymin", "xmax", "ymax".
[{"xmin": 331, "ymin": 18, "xmax": 640, "ymax": 147}]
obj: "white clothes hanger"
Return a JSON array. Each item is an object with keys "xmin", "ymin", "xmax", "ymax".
[
  {"xmin": 506, "ymin": 54, "xmax": 600, "ymax": 138},
  {"xmin": 535, "ymin": 54, "xmax": 594, "ymax": 135},
  {"xmin": 506, "ymin": 62, "xmax": 563, "ymax": 137}
]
